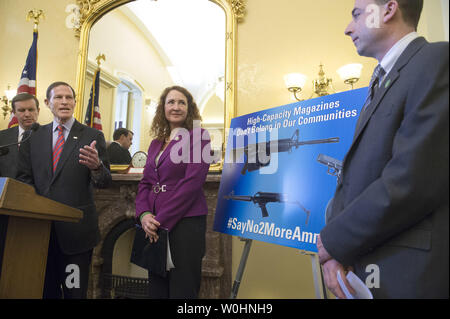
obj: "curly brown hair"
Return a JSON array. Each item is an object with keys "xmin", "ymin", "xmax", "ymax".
[{"xmin": 150, "ymin": 86, "xmax": 202, "ymax": 141}]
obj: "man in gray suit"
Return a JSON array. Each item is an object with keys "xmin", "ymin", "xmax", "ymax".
[
  {"xmin": 16, "ymin": 82, "xmax": 112, "ymax": 298},
  {"xmin": 317, "ymin": 0, "xmax": 448, "ymax": 298},
  {"xmin": 0, "ymin": 92, "xmax": 40, "ymax": 278}
]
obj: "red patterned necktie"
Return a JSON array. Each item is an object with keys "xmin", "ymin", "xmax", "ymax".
[{"xmin": 53, "ymin": 125, "xmax": 65, "ymax": 172}]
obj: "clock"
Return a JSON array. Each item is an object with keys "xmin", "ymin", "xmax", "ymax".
[{"xmin": 131, "ymin": 151, "xmax": 148, "ymax": 168}]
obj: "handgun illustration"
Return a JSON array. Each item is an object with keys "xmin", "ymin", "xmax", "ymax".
[
  {"xmin": 317, "ymin": 153, "xmax": 343, "ymax": 183},
  {"xmin": 224, "ymin": 191, "xmax": 310, "ymax": 225},
  {"xmin": 230, "ymin": 129, "xmax": 340, "ymax": 175}
]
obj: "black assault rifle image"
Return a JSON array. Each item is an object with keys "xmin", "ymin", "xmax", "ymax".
[
  {"xmin": 317, "ymin": 153, "xmax": 343, "ymax": 183},
  {"xmin": 230, "ymin": 129, "xmax": 340, "ymax": 175},
  {"xmin": 224, "ymin": 191, "xmax": 310, "ymax": 225}
]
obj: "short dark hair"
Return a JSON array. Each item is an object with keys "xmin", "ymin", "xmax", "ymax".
[
  {"xmin": 113, "ymin": 128, "xmax": 133, "ymax": 141},
  {"xmin": 46, "ymin": 81, "xmax": 76, "ymax": 100},
  {"xmin": 11, "ymin": 93, "xmax": 40, "ymax": 112},
  {"xmin": 375, "ymin": 0, "xmax": 423, "ymax": 29}
]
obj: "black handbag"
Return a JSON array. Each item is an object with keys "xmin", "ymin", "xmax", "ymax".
[{"xmin": 130, "ymin": 226, "xmax": 169, "ymax": 278}]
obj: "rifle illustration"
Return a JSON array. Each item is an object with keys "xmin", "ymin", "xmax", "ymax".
[
  {"xmin": 224, "ymin": 191, "xmax": 310, "ymax": 225},
  {"xmin": 317, "ymin": 153, "xmax": 343, "ymax": 183},
  {"xmin": 231, "ymin": 129, "xmax": 340, "ymax": 175}
]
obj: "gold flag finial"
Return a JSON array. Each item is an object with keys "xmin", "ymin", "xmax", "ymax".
[
  {"xmin": 26, "ymin": 9, "xmax": 45, "ymax": 31},
  {"xmin": 96, "ymin": 54, "xmax": 106, "ymax": 68}
]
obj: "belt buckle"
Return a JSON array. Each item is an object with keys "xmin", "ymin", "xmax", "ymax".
[{"xmin": 153, "ymin": 184, "xmax": 167, "ymax": 194}]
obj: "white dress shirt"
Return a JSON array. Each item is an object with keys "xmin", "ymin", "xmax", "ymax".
[{"xmin": 380, "ymin": 32, "xmax": 420, "ymax": 83}]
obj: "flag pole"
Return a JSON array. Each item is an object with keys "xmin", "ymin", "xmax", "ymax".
[
  {"xmin": 8, "ymin": 9, "xmax": 44, "ymax": 128},
  {"xmin": 25, "ymin": 9, "xmax": 44, "ymax": 96},
  {"xmin": 26, "ymin": 9, "xmax": 45, "ymax": 33},
  {"xmin": 90, "ymin": 54, "xmax": 105, "ymax": 127}
]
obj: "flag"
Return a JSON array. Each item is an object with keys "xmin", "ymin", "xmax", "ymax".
[
  {"xmin": 7, "ymin": 114, "xmax": 18, "ymax": 128},
  {"xmin": 8, "ymin": 30, "xmax": 38, "ymax": 128},
  {"xmin": 84, "ymin": 69, "xmax": 103, "ymax": 131},
  {"xmin": 18, "ymin": 30, "xmax": 38, "ymax": 95}
]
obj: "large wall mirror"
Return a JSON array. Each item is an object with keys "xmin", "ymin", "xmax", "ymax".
[{"xmin": 73, "ymin": 0, "xmax": 242, "ymax": 169}]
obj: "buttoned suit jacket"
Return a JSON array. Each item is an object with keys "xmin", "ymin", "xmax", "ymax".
[
  {"xmin": 320, "ymin": 38, "xmax": 449, "ymax": 298},
  {"xmin": 107, "ymin": 141, "xmax": 131, "ymax": 164},
  {"xmin": 16, "ymin": 120, "xmax": 112, "ymax": 255},
  {"xmin": 135, "ymin": 128, "xmax": 211, "ymax": 231}
]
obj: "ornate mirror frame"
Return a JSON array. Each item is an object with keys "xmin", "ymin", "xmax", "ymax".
[{"xmin": 73, "ymin": 0, "xmax": 245, "ymax": 168}]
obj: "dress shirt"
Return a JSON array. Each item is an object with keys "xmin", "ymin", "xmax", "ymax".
[
  {"xmin": 52, "ymin": 117, "xmax": 75, "ymax": 150},
  {"xmin": 380, "ymin": 32, "xmax": 419, "ymax": 83},
  {"xmin": 18, "ymin": 126, "xmax": 25, "ymax": 143}
]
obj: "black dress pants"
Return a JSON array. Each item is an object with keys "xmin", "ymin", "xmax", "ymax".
[
  {"xmin": 148, "ymin": 215, "xmax": 206, "ymax": 299},
  {"xmin": 43, "ymin": 225, "xmax": 92, "ymax": 299}
]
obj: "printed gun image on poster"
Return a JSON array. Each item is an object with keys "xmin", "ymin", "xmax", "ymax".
[
  {"xmin": 317, "ymin": 153, "xmax": 343, "ymax": 183},
  {"xmin": 230, "ymin": 129, "xmax": 340, "ymax": 175},
  {"xmin": 224, "ymin": 190, "xmax": 310, "ymax": 225}
]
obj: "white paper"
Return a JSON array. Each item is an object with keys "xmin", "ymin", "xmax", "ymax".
[{"xmin": 337, "ymin": 270, "xmax": 373, "ymax": 299}]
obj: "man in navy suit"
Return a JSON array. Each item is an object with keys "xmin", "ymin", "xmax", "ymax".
[
  {"xmin": 0, "ymin": 92, "xmax": 40, "ymax": 278},
  {"xmin": 317, "ymin": 0, "xmax": 448, "ymax": 298},
  {"xmin": 16, "ymin": 82, "xmax": 112, "ymax": 298}
]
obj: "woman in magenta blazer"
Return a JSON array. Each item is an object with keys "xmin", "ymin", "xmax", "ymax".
[{"xmin": 135, "ymin": 86, "xmax": 211, "ymax": 298}]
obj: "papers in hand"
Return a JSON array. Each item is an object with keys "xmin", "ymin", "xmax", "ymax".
[{"xmin": 337, "ymin": 271, "xmax": 373, "ymax": 299}]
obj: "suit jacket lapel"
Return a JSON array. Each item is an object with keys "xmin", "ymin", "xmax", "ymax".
[
  {"xmin": 42, "ymin": 124, "xmax": 53, "ymax": 179},
  {"xmin": 344, "ymin": 37, "xmax": 427, "ymax": 166},
  {"xmin": 52, "ymin": 120, "xmax": 83, "ymax": 182},
  {"xmin": 9, "ymin": 126, "xmax": 19, "ymax": 157},
  {"xmin": 147, "ymin": 139, "xmax": 162, "ymax": 169},
  {"xmin": 156, "ymin": 139, "xmax": 177, "ymax": 167}
]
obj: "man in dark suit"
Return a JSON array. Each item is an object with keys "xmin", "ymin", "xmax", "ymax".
[
  {"xmin": 317, "ymin": 0, "xmax": 448, "ymax": 298},
  {"xmin": 107, "ymin": 128, "xmax": 133, "ymax": 164},
  {"xmin": 0, "ymin": 93, "xmax": 40, "ymax": 177},
  {"xmin": 0, "ymin": 92, "xmax": 40, "ymax": 278},
  {"xmin": 16, "ymin": 81, "xmax": 112, "ymax": 298}
]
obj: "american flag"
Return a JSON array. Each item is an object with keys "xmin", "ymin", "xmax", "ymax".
[
  {"xmin": 8, "ymin": 30, "xmax": 38, "ymax": 128},
  {"xmin": 84, "ymin": 69, "xmax": 103, "ymax": 131}
]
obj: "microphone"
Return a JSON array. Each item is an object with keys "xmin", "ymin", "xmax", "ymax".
[{"xmin": 0, "ymin": 123, "xmax": 40, "ymax": 156}]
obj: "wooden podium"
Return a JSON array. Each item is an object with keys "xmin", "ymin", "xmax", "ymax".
[{"xmin": 0, "ymin": 177, "xmax": 82, "ymax": 299}]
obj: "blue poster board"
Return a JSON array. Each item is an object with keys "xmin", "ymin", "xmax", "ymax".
[{"xmin": 213, "ymin": 88, "xmax": 367, "ymax": 253}]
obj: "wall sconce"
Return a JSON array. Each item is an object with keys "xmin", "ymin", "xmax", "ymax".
[
  {"xmin": 2, "ymin": 85, "xmax": 17, "ymax": 119},
  {"xmin": 311, "ymin": 63, "xmax": 335, "ymax": 98},
  {"xmin": 284, "ymin": 73, "xmax": 307, "ymax": 101},
  {"xmin": 337, "ymin": 63, "xmax": 363, "ymax": 90}
]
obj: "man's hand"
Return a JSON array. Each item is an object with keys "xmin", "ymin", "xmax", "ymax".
[
  {"xmin": 317, "ymin": 234, "xmax": 332, "ymax": 264},
  {"xmin": 79, "ymin": 140, "xmax": 102, "ymax": 170},
  {"xmin": 317, "ymin": 234, "xmax": 356, "ymax": 298},
  {"xmin": 322, "ymin": 259, "xmax": 355, "ymax": 299},
  {"xmin": 141, "ymin": 213, "xmax": 161, "ymax": 243}
]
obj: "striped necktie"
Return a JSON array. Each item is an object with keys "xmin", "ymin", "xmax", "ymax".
[
  {"xmin": 53, "ymin": 125, "xmax": 65, "ymax": 172},
  {"xmin": 362, "ymin": 64, "xmax": 386, "ymax": 112},
  {"xmin": 355, "ymin": 64, "xmax": 386, "ymax": 133}
]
